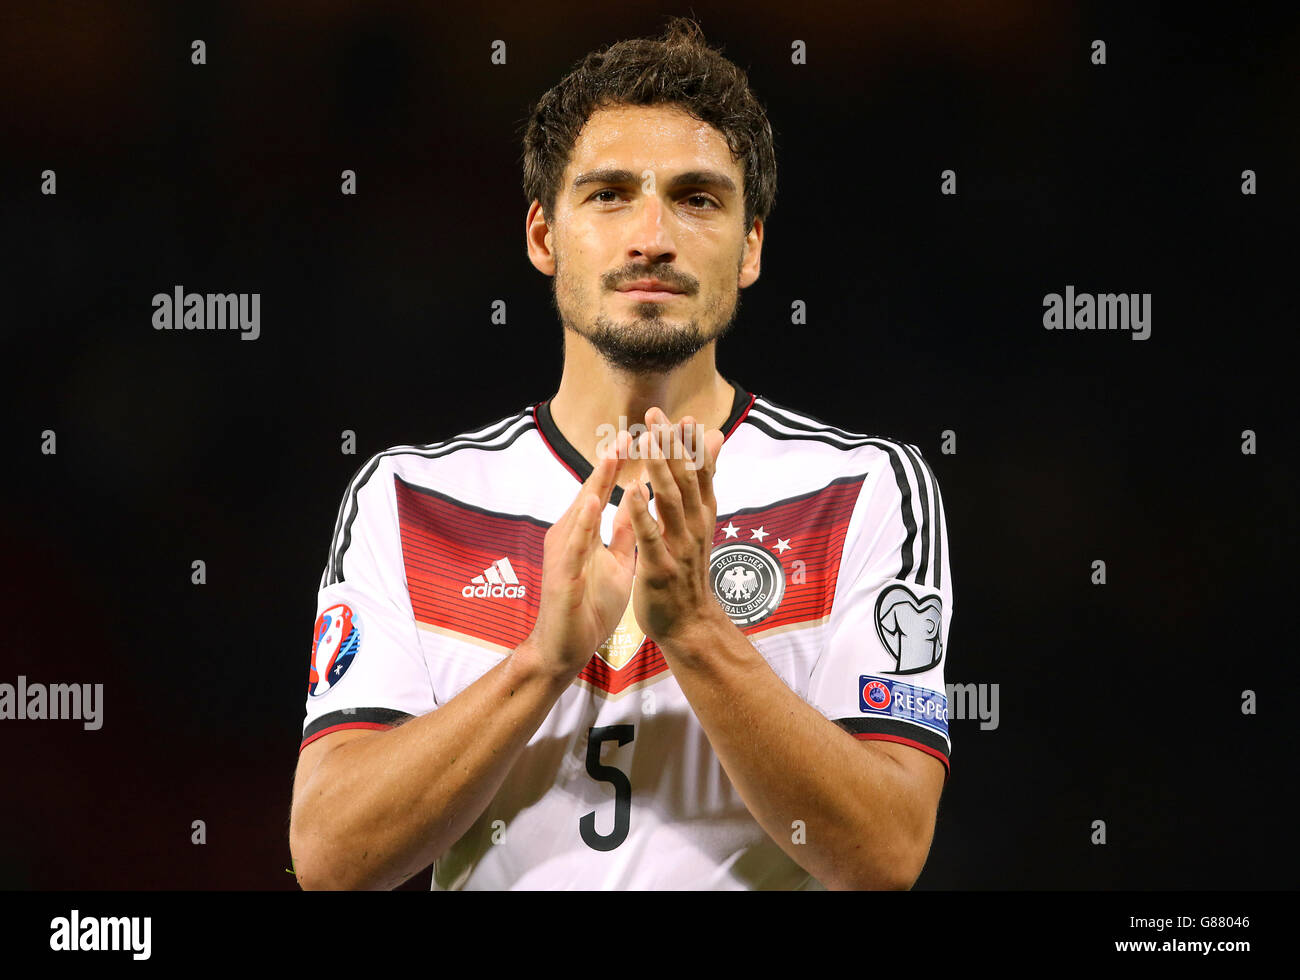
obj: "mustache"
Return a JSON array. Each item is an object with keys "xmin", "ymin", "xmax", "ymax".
[{"xmin": 601, "ymin": 264, "xmax": 699, "ymax": 296}]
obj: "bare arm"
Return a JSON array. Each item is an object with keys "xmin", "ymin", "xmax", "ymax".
[
  {"xmin": 290, "ymin": 637, "xmax": 574, "ymax": 890},
  {"xmin": 659, "ymin": 608, "xmax": 945, "ymax": 890},
  {"xmin": 625, "ymin": 410, "xmax": 945, "ymax": 889},
  {"xmin": 290, "ymin": 436, "xmax": 638, "ymax": 890}
]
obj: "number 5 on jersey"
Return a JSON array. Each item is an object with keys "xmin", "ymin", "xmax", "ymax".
[{"xmin": 580, "ymin": 725, "xmax": 634, "ymax": 851}]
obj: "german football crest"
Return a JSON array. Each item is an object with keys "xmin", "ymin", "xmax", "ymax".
[
  {"xmin": 874, "ymin": 583, "xmax": 943, "ymax": 674},
  {"xmin": 709, "ymin": 542, "xmax": 785, "ymax": 627},
  {"xmin": 309, "ymin": 603, "xmax": 361, "ymax": 696}
]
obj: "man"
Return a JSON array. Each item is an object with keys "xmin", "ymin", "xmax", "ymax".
[{"xmin": 290, "ymin": 18, "xmax": 953, "ymax": 890}]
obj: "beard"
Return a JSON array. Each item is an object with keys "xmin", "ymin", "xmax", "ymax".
[
  {"xmin": 555, "ymin": 266, "xmax": 742, "ymax": 375},
  {"xmin": 576, "ymin": 307, "xmax": 735, "ymax": 373}
]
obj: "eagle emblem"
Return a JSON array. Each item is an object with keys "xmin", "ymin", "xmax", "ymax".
[
  {"xmin": 709, "ymin": 542, "xmax": 785, "ymax": 627},
  {"xmin": 720, "ymin": 565, "xmax": 759, "ymax": 601}
]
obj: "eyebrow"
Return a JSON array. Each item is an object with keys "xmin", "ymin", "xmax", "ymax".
[
  {"xmin": 571, "ymin": 168, "xmax": 737, "ymax": 194},
  {"xmin": 572, "ymin": 168, "xmax": 637, "ymax": 190},
  {"xmin": 669, "ymin": 170, "xmax": 737, "ymax": 194}
]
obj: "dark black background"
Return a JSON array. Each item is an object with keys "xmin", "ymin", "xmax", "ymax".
[{"xmin": 2, "ymin": 1, "xmax": 1294, "ymax": 889}]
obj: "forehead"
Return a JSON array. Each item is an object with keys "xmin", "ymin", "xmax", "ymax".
[{"xmin": 565, "ymin": 103, "xmax": 739, "ymax": 180}]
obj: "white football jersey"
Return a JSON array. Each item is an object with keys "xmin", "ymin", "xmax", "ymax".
[{"xmin": 300, "ymin": 379, "xmax": 954, "ymax": 889}]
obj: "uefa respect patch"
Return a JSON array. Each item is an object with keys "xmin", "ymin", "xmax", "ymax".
[
  {"xmin": 309, "ymin": 603, "xmax": 361, "ymax": 697},
  {"xmin": 858, "ymin": 675, "xmax": 949, "ymax": 738}
]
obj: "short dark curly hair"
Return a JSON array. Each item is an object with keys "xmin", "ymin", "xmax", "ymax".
[{"xmin": 522, "ymin": 17, "xmax": 777, "ymax": 232}]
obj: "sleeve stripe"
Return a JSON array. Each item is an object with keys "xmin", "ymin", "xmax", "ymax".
[
  {"xmin": 862, "ymin": 439, "xmax": 938, "ymax": 590},
  {"xmin": 913, "ymin": 449, "xmax": 945, "ymax": 591},
  {"xmin": 852, "ymin": 732, "xmax": 951, "ymax": 780},
  {"xmin": 896, "ymin": 443, "xmax": 932, "ymax": 587},
  {"xmin": 301, "ymin": 707, "xmax": 414, "ymax": 750},
  {"xmin": 909, "ymin": 446, "xmax": 946, "ymax": 591},
  {"xmin": 875, "ymin": 444, "xmax": 919, "ymax": 583},
  {"xmin": 834, "ymin": 716, "xmax": 949, "ymax": 757},
  {"xmin": 328, "ymin": 454, "xmax": 389, "ymax": 586},
  {"xmin": 300, "ymin": 722, "xmax": 395, "ymax": 752}
]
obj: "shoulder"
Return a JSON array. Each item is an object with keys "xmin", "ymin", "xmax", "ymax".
[
  {"xmin": 321, "ymin": 404, "xmax": 538, "ymax": 586},
  {"xmin": 743, "ymin": 396, "xmax": 953, "ymax": 593},
  {"xmin": 742, "ymin": 392, "xmax": 935, "ymax": 479},
  {"xmin": 347, "ymin": 403, "xmax": 539, "ymax": 491}
]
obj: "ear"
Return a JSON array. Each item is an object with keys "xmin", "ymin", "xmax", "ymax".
[
  {"xmin": 526, "ymin": 200, "xmax": 556, "ymax": 276},
  {"xmin": 739, "ymin": 217, "xmax": 764, "ymax": 289}
]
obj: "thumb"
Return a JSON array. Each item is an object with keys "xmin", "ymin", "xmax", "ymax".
[
  {"xmin": 704, "ymin": 429, "xmax": 725, "ymax": 469},
  {"xmin": 697, "ymin": 428, "xmax": 725, "ymax": 505},
  {"xmin": 607, "ymin": 483, "xmax": 637, "ymax": 566}
]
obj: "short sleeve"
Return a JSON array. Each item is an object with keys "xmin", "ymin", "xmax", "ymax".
[
  {"xmin": 806, "ymin": 445, "xmax": 954, "ymax": 777},
  {"xmin": 299, "ymin": 453, "xmax": 436, "ymax": 751}
]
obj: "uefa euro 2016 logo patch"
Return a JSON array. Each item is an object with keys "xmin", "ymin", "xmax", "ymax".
[
  {"xmin": 309, "ymin": 603, "xmax": 360, "ymax": 697},
  {"xmin": 709, "ymin": 542, "xmax": 785, "ymax": 627}
]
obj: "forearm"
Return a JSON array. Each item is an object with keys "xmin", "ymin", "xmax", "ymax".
[
  {"xmin": 291, "ymin": 635, "xmax": 573, "ymax": 890},
  {"xmin": 661, "ymin": 611, "xmax": 934, "ymax": 890}
]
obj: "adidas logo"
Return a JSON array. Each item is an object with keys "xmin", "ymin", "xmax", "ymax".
[{"xmin": 462, "ymin": 557, "xmax": 527, "ymax": 599}]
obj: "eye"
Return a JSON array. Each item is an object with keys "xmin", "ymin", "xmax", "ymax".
[
  {"xmin": 683, "ymin": 193, "xmax": 720, "ymax": 209},
  {"xmin": 590, "ymin": 189, "xmax": 621, "ymax": 203}
]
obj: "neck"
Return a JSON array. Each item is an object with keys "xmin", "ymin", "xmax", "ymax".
[{"xmin": 548, "ymin": 335, "xmax": 737, "ymax": 483}]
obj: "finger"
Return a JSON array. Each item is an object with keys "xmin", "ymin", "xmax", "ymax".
[
  {"xmin": 561, "ymin": 490, "xmax": 601, "ymax": 578},
  {"xmin": 642, "ymin": 417, "xmax": 685, "ymax": 543},
  {"xmin": 673, "ymin": 414, "xmax": 703, "ymax": 517},
  {"xmin": 697, "ymin": 428, "xmax": 724, "ymax": 511},
  {"xmin": 584, "ymin": 440, "xmax": 622, "ymax": 514},
  {"xmin": 625, "ymin": 479, "xmax": 672, "ymax": 570},
  {"xmin": 561, "ymin": 438, "xmax": 623, "ymax": 555},
  {"xmin": 607, "ymin": 479, "xmax": 637, "ymax": 566},
  {"xmin": 554, "ymin": 447, "xmax": 606, "ymax": 541}
]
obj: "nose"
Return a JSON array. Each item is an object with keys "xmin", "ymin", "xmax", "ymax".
[{"xmin": 626, "ymin": 193, "xmax": 676, "ymax": 265}]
